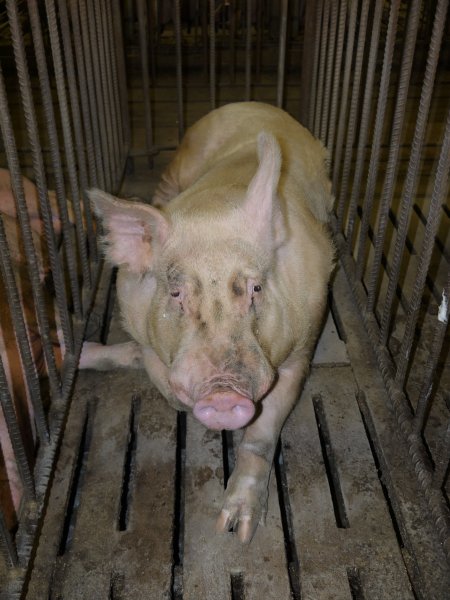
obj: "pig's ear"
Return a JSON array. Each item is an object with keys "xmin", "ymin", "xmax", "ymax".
[
  {"xmin": 88, "ymin": 189, "xmax": 170, "ymax": 273},
  {"xmin": 243, "ymin": 132, "xmax": 286, "ymax": 248}
]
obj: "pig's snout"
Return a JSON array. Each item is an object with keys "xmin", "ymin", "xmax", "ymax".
[{"xmin": 193, "ymin": 391, "xmax": 255, "ymax": 430}]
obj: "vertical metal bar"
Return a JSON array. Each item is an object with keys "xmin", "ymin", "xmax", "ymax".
[
  {"xmin": 77, "ymin": 0, "xmax": 106, "ymax": 188},
  {"xmin": 136, "ymin": 0, "xmax": 154, "ymax": 165},
  {"xmin": 45, "ymin": 0, "xmax": 91, "ymax": 291},
  {"xmin": 0, "ymin": 336, "xmax": 35, "ymax": 502},
  {"xmin": 96, "ymin": 0, "xmax": 121, "ymax": 186},
  {"xmin": 174, "ymin": 0, "xmax": 185, "ymax": 140},
  {"xmin": 0, "ymin": 497, "xmax": 18, "ymax": 566},
  {"xmin": 102, "ymin": 0, "xmax": 125, "ymax": 185},
  {"xmin": 395, "ymin": 106, "xmax": 450, "ymax": 389},
  {"xmin": 355, "ymin": 0, "xmax": 401, "ymax": 280},
  {"xmin": 5, "ymin": 0, "xmax": 62, "ymax": 404},
  {"xmin": 229, "ymin": 0, "xmax": 236, "ymax": 84},
  {"xmin": 26, "ymin": 0, "xmax": 75, "ymax": 350},
  {"xmin": 380, "ymin": 0, "xmax": 448, "ymax": 345},
  {"xmin": 433, "ymin": 418, "xmax": 450, "ymax": 490},
  {"xmin": 332, "ymin": 0, "xmax": 358, "ymax": 192},
  {"xmin": 344, "ymin": 0, "xmax": 384, "ymax": 247},
  {"xmin": 336, "ymin": 0, "xmax": 370, "ymax": 227},
  {"xmin": 0, "ymin": 92, "xmax": 47, "ymax": 443},
  {"xmin": 112, "ymin": 0, "xmax": 131, "ymax": 156},
  {"xmin": 69, "ymin": 0, "xmax": 100, "ymax": 189},
  {"xmin": 319, "ymin": 0, "xmax": 338, "ymax": 144},
  {"xmin": 255, "ymin": 0, "xmax": 263, "ymax": 83},
  {"xmin": 299, "ymin": 0, "xmax": 315, "ymax": 125},
  {"xmin": 209, "ymin": 0, "xmax": 216, "ymax": 109},
  {"xmin": 326, "ymin": 0, "xmax": 347, "ymax": 154},
  {"xmin": 83, "ymin": 0, "xmax": 114, "ymax": 187},
  {"xmin": 413, "ymin": 270, "xmax": 449, "ymax": 435},
  {"xmin": 366, "ymin": 0, "xmax": 422, "ymax": 311},
  {"xmin": 245, "ymin": 0, "xmax": 252, "ymax": 101},
  {"xmin": 202, "ymin": 0, "xmax": 208, "ymax": 79},
  {"xmin": 148, "ymin": 0, "xmax": 157, "ymax": 83},
  {"xmin": 88, "ymin": 0, "xmax": 115, "ymax": 189},
  {"xmin": 276, "ymin": 0, "xmax": 289, "ymax": 108},
  {"xmin": 57, "ymin": 0, "xmax": 97, "ymax": 265},
  {"xmin": 313, "ymin": 0, "xmax": 329, "ymax": 137},
  {"xmin": 308, "ymin": 0, "xmax": 324, "ymax": 132}
]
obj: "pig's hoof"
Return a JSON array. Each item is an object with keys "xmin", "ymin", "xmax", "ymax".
[
  {"xmin": 216, "ymin": 509, "xmax": 262, "ymax": 544},
  {"xmin": 216, "ymin": 479, "xmax": 268, "ymax": 543}
]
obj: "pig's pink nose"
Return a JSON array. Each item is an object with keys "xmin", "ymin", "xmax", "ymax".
[{"xmin": 193, "ymin": 392, "xmax": 255, "ymax": 430}]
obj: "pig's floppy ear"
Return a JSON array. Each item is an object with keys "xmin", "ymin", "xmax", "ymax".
[
  {"xmin": 88, "ymin": 189, "xmax": 170, "ymax": 273},
  {"xmin": 243, "ymin": 132, "xmax": 286, "ymax": 249}
]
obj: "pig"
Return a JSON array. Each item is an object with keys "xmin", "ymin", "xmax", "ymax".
[{"xmin": 88, "ymin": 102, "xmax": 334, "ymax": 543}]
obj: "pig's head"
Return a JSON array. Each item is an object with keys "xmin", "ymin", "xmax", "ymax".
[{"xmin": 90, "ymin": 132, "xmax": 286, "ymax": 430}]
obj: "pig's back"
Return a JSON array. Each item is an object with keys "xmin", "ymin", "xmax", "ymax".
[{"xmin": 153, "ymin": 102, "xmax": 333, "ymax": 223}]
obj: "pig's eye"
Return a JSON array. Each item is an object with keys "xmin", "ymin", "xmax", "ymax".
[
  {"xmin": 171, "ymin": 291, "xmax": 180, "ymax": 298},
  {"xmin": 253, "ymin": 285, "xmax": 262, "ymax": 293}
]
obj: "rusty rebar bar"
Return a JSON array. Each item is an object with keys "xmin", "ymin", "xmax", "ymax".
[
  {"xmin": 380, "ymin": 0, "xmax": 449, "ymax": 346},
  {"xmin": 332, "ymin": 0, "xmax": 358, "ymax": 192},
  {"xmin": 320, "ymin": 0, "xmax": 338, "ymax": 144},
  {"xmin": 276, "ymin": 0, "xmax": 288, "ymax": 108},
  {"xmin": 355, "ymin": 0, "xmax": 401, "ymax": 281},
  {"xmin": 366, "ymin": 0, "xmax": 422, "ymax": 312}
]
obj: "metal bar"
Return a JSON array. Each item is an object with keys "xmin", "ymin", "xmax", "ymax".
[
  {"xmin": 0, "ymin": 495, "xmax": 18, "ymax": 567},
  {"xmin": 209, "ymin": 0, "xmax": 216, "ymax": 109},
  {"xmin": 104, "ymin": 0, "xmax": 126, "ymax": 181},
  {"xmin": 344, "ymin": 0, "xmax": 384, "ymax": 247},
  {"xmin": 58, "ymin": 0, "xmax": 97, "ymax": 265},
  {"xmin": 333, "ymin": 218, "xmax": 450, "ymax": 563},
  {"xmin": 0, "ymin": 333, "xmax": 35, "ymax": 502},
  {"xmin": 69, "ymin": 0, "xmax": 100, "ymax": 188},
  {"xmin": 299, "ymin": 0, "xmax": 316, "ymax": 125},
  {"xmin": 0, "ymin": 130, "xmax": 46, "ymax": 445},
  {"xmin": 332, "ymin": 0, "xmax": 357, "ymax": 192},
  {"xmin": 336, "ymin": 0, "xmax": 370, "ymax": 227},
  {"xmin": 136, "ymin": 0, "xmax": 153, "ymax": 164},
  {"xmin": 5, "ymin": 0, "xmax": 61, "ymax": 405},
  {"xmin": 433, "ymin": 417, "xmax": 450, "ymax": 490},
  {"xmin": 77, "ymin": 0, "xmax": 106, "ymax": 188},
  {"xmin": 45, "ymin": 0, "xmax": 91, "ymax": 293},
  {"xmin": 87, "ymin": 0, "xmax": 114, "ymax": 190},
  {"xmin": 112, "ymin": 0, "xmax": 131, "ymax": 156},
  {"xmin": 245, "ymin": 0, "xmax": 252, "ymax": 101},
  {"xmin": 255, "ymin": 0, "xmax": 263, "ymax": 83},
  {"xmin": 395, "ymin": 106, "xmax": 450, "ymax": 389},
  {"xmin": 229, "ymin": 0, "xmax": 236, "ymax": 83},
  {"xmin": 319, "ymin": 0, "xmax": 338, "ymax": 144},
  {"xmin": 380, "ymin": 0, "xmax": 448, "ymax": 346},
  {"xmin": 313, "ymin": 0, "xmax": 329, "ymax": 138},
  {"xmin": 308, "ymin": 0, "xmax": 324, "ymax": 132},
  {"xmin": 96, "ymin": 0, "xmax": 121, "ymax": 187},
  {"xmin": 326, "ymin": 0, "xmax": 347, "ymax": 154},
  {"xmin": 85, "ymin": 0, "xmax": 114, "ymax": 187},
  {"xmin": 355, "ymin": 0, "xmax": 401, "ymax": 281},
  {"xmin": 276, "ymin": 0, "xmax": 289, "ymax": 108},
  {"xmin": 413, "ymin": 270, "xmax": 449, "ymax": 436},
  {"xmin": 26, "ymin": 0, "xmax": 75, "ymax": 351},
  {"xmin": 174, "ymin": 0, "xmax": 185, "ymax": 140},
  {"xmin": 366, "ymin": 0, "xmax": 422, "ymax": 312}
]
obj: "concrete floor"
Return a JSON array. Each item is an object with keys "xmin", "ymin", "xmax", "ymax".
[{"xmin": 24, "ymin": 155, "xmax": 449, "ymax": 599}]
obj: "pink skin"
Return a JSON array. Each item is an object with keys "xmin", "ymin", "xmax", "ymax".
[
  {"xmin": 193, "ymin": 391, "xmax": 255, "ymax": 430},
  {"xmin": 165, "ymin": 276, "xmax": 274, "ymax": 430}
]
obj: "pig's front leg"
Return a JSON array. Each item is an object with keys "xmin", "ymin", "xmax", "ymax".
[
  {"xmin": 78, "ymin": 341, "xmax": 143, "ymax": 370},
  {"xmin": 216, "ymin": 354, "xmax": 310, "ymax": 543}
]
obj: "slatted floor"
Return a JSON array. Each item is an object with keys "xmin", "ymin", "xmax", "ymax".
[{"xmin": 24, "ymin": 262, "xmax": 450, "ymax": 599}]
